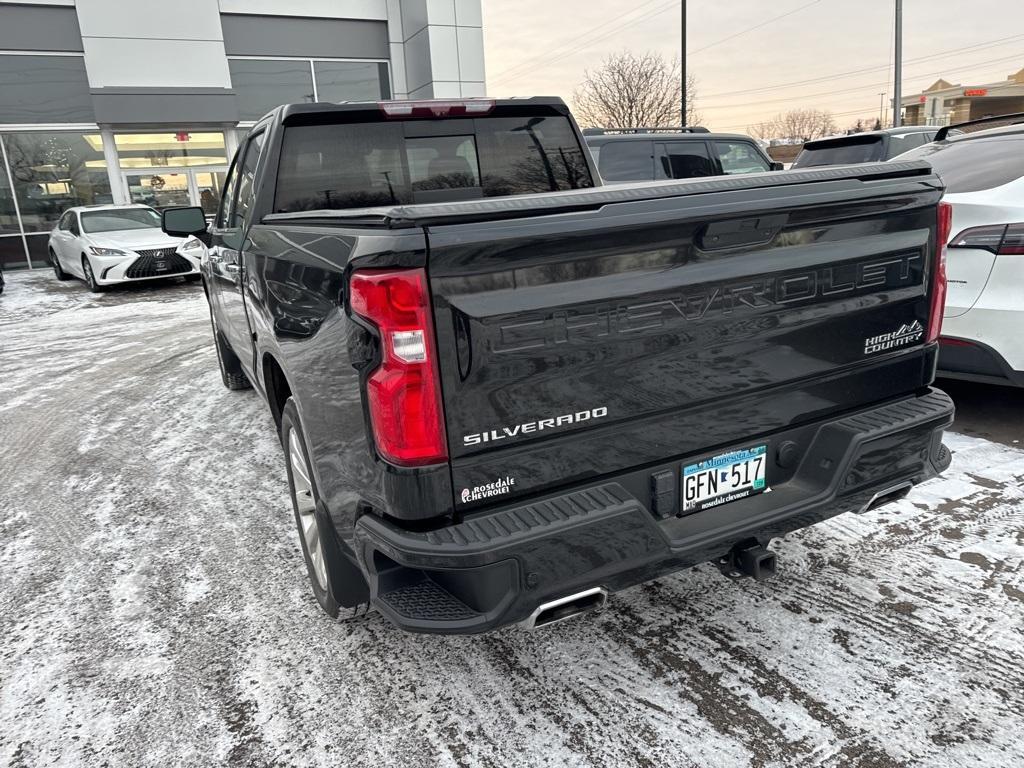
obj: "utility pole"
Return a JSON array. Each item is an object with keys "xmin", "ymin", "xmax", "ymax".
[
  {"xmin": 893, "ymin": 0, "xmax": 902, "ymax": 127},
  {"xmin": 879, "ymin": 92, "xmax": 886, "ymax": 126},
  {"xmin": 681, "ymin": 0, "xmax": 687, "ymax": 125}
]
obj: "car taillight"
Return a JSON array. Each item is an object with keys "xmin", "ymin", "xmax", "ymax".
[
  {"xmin": 349, "ymin": 268, "xmax": 448, "ymax": 466},
  {"xmin": 378, "ymin": 99, "xmax": 495, "ymax": 118},
  {"xmin": 927, "ymin": 201, "xmax": 952, "ymax": 344},
  {"xmin": 949, "ymin": 222, "xmax": 1024, "ymax": 255}
]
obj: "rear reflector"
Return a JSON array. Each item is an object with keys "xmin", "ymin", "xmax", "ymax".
[
  {"xmin": 927, "ymin": 201, "xmax": 952, "ymax": 344},
  {"xmin": 378, "ymin": 99, "xmax": 495, "ymax": 118},
  {"xmin": 349, "ymin": 269, "xmax": 448, "ymax": 467}
]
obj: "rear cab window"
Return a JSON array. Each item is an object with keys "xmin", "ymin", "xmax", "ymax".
[
  {"xmin": 274, "ymin": 111, "xmax": 593, "ymax": 212},
  {"xmin": 792, "ymin": 135, "xmax": 885, "ymax": 167}
]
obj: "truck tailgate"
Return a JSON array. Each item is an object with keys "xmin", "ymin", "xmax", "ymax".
[{"xmin": 424, "ymin": 166, "xmax": 944, "ymax": 508}]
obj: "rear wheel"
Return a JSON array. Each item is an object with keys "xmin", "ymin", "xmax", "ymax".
[
  {"xmin": 207, "ymin": 302, "xmax": 250, "ymax": 390},
  {"xmin": 81, "ymin": 255, "xmax": 104, "ymax": 293},
  {"xmin": 281, "ymin": 398, "xmax": 354, "ymax": 619},
  {"xmin": 51, "ymin": 249, "xmax": 70, "ymax": 280}
]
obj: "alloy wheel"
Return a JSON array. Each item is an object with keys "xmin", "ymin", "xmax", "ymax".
[
  {"xmin": 83, "ymin": 258, "xmax": 96, "ymax": 289},
  {"xmin": 288, "ymin": 426, "xmax": 327, "ymax": 590}
]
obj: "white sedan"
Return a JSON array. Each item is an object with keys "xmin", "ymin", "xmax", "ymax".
[
  {"xmin": 48, "ymin": 204, "xmax": 200, "ymax": 292},
  {"xmin": 899, "ymin": 122, "xmax": 1024, "ymax": 387}
]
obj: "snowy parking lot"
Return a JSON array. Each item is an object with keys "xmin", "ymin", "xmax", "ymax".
[{"xmin": 1, "ymin": 269, "xmax": 1023, "ymax": 767}]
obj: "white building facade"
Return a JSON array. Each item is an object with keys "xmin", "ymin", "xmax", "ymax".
[{"xmin": 0, "ymin": 0, "xmax": 486, "ymax": 268}]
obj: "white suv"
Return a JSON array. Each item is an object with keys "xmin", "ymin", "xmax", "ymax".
[{"xmin": 899, "ymin": 120, "xmax": 1024, "ymax": 387}]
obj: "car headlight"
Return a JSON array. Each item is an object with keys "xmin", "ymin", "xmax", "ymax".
[
  {"xmin": 89, "ymin": 246, "xmax": 128, "ymax": 257},
  {"xmin": 180, "ymin": 239, "xmax": 203, "ymax": 252}
]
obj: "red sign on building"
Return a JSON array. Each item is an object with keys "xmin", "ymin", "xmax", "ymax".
[{"xmin": 964, "ymin": 88, "xmax": 988, "ymax": 97}]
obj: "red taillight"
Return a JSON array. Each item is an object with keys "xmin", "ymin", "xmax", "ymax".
[
  {"xmin": 378, "ymin": 99, "xmax": 495, "ymax": 118},
  {"xmin": 927, "ymin": 201, "xmax": 952, "ymax": 344},
  {"xmin": 349, "ymin": 269, "xmax": 448, "ymax": 466},
  {"xmin": 949, "ymin": 222, "xmax": 1024, "ymax": 255}
]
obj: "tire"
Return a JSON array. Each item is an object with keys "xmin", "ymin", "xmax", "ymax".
[
  {"xmin": 81, "ymin": 255, "xmax": 105, "ymax": 293},
  {"xmin": 207, "ymin": 301, "xmax": 251, "ymax": 390},
  {"xmin": 51, "ymin": 249, "xmax": 70, "ymax": 281},
  {"xmin": 281, "ymin": 397, "xmax": 367, "ymax": 620}
]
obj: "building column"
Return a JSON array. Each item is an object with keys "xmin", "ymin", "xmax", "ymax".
[
  {"xmin": 396, "ymin": 0, "xmax": 485, "ymax": 99},
  {"xmin": 100, "ymin": 128, "xmax": 127, "ymax": 204},
  {"xmin": 224, "ymin": 123, "xmax": 239, "ymax": 161}
]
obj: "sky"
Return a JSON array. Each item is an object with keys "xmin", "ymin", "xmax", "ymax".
[{"xmin": 481, "ymin": 0, "xmax": 1024, "ymax": 132}]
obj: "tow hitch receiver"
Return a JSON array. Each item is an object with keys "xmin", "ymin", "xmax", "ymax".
[{"xmin": 719, "ymin": 540, "xmax": 777, "ymax": 581}]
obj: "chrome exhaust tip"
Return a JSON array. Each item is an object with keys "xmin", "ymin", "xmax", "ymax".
[
  {"xmin": 861, "ymin": 481, "xmax": 913, "ymax": 513},
  {"xmin": 522, "ymin": 587, "xmax": 608, "ymax": 630}
]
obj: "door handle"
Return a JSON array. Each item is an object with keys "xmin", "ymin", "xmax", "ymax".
[{"xmin": 225, "ymin": 263, "xmax": 241, "ymax": 274}]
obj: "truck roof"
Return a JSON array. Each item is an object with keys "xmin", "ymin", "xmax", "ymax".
[{"xmin": 256, "ymin": 96, "xmax": 573, "ymax": 126}]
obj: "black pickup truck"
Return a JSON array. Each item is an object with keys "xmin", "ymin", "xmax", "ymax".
[{"xmin": 163, "ymin": 97, "xmax": 954, "ymax": 634}]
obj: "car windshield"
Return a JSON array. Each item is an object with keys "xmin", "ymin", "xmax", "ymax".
[
  {"xmin": 80, "ymin": 208, "xmax": 161, "ymax": 233},
  {"xmin": 792, "ymin": 135, "xmax": 884, "ymax": 167},
  {"xmin": 898, "ymin": 135, "xmax": 1024, "ymax": 193}
]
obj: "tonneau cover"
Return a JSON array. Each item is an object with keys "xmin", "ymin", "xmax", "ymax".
[{"xmin": 262, "ymin": 160, "xmax": 939, "ymax": 229}]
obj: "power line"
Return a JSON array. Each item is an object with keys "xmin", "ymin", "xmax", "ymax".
[
  {"xmin": 713, "ymin": 66, "xmax": 1024, "ymax": 131},
  {"xmin": 488, "ymin": 0, "xmax": 670, "ymax": 83},
  {"xmin": 698, "ymin": 33, "xmax": 1024, "ymax": 99},
  {"xmin": 699, "ymin": 52, "xmax": 1024, "ymax": 111},
  {"xmin": 688, "ymin": 0, "xmax": 825, "ymax": 57},
  {"xmin": 491, "ymin": 0, "xmax": 680, "ymax": 86},
  {"xmin": 494, "ymin": 0, "xmax": 832, "ymax": 88}
]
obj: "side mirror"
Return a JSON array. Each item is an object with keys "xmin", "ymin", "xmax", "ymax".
[
  {"xmin": 162, "ymin": 206, "xmax": 209, "ymax": 241},
  {"xmin": 770, "ymin": 161, "xmax": 785, "ymax": 171}
]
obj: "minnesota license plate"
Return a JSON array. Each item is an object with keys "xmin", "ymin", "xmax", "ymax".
[{"xmin": 682, "ymin": 444, "xmax": 767, "ymax": 513}]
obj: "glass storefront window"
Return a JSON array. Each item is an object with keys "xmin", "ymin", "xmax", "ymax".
[
  {"xmin": 195, "ymin": 171, "xmax": 227, "ymax": 214},
  {"xmin": 229, "ymin": 59, "xmax": 316, "ymax": 121},
  {"xmin": 114, "ymin": 133, "xmax": 227, "ymax": 169},
  {"xmin": 2, "ymin": 132, "xmax": 112, "ymax": 234},
  {"xmin": 0, "ymin": 144, "xmax": 18, "ymax": 238},
  {"xmin": 314, "ymin": 61, "xmax": 390, "ymax": 102},
  {"xmin": 125, "ymin": 172, "xmax": 191, "ymax": 209}
]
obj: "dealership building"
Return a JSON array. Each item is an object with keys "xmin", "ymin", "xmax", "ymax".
[
  {"xmin": 0, "ymin": 0, "xmax": 486, "ymax": 269},
  {"xmin": 901, "ymin": 66, "xmax": 1024, "ymax": 127}
]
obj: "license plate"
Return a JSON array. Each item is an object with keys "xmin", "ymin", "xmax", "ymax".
[{"xmin": 682, "ymin": 444, "xmax": 767, "ymax": 513}]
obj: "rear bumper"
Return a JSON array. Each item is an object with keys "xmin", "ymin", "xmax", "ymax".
[
  {"xmin": 938, "ymin": 334, "xmax": 1024, "ymax": 388},
  {"xmin": 354, "ymin": 388, "xmax": 954, "ymax": 634}
]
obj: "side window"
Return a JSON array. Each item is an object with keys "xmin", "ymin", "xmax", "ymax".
[
  {"xmin": 216, "ymin": 152, "xmax": 241, "ymax": 229},
  {"xmin": 57, "ymin": 211, "xmax": 71, "ymax": 230},
  {"xmin": 657, "ymin": 142, "xmax": 714, "ymax": 179},
  {"xmin": 714, "ymin": 141, "xmax": 770, "ymax": 174},
  {"xmin": 233, "ymin": 131, "xmax": 267, "ymax": 229},
  {"xmin": 68, "ymin": 215, "xmax": 80, "ymax": 236},
  {"xmin": 597, "ymin": 140, "xmax": 654, "ymax": 182},
  {"xmin": 887, "ymin": 132, "xmax": 929, "ymax": 159}
]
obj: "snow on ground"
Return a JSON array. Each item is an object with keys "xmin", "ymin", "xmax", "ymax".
[{"xmin": 1, "ymin": 269, "xmax": 1022, "ymax": 767}]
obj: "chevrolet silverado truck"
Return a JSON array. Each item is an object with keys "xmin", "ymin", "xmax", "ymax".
[{"xmin": 162, "ymin": 97, "xmax": 954, "ymax": 634}]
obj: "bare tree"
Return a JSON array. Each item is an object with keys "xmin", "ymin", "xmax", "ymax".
[
  {"xmin": 573, "ymin": 51, "xmax": 701, "ymax": 129},
  {"xmin": 747, "ymin": 109, "xmax": 838, "ymax": 142},
  {"xmin": 747, "ymin": 121, "xmax": 777, "ymax": 141}
]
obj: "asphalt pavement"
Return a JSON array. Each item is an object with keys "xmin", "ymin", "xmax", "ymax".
[{"xmin": 1, "ymin": 269, "xmax": 1022, "ymax": 767}]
